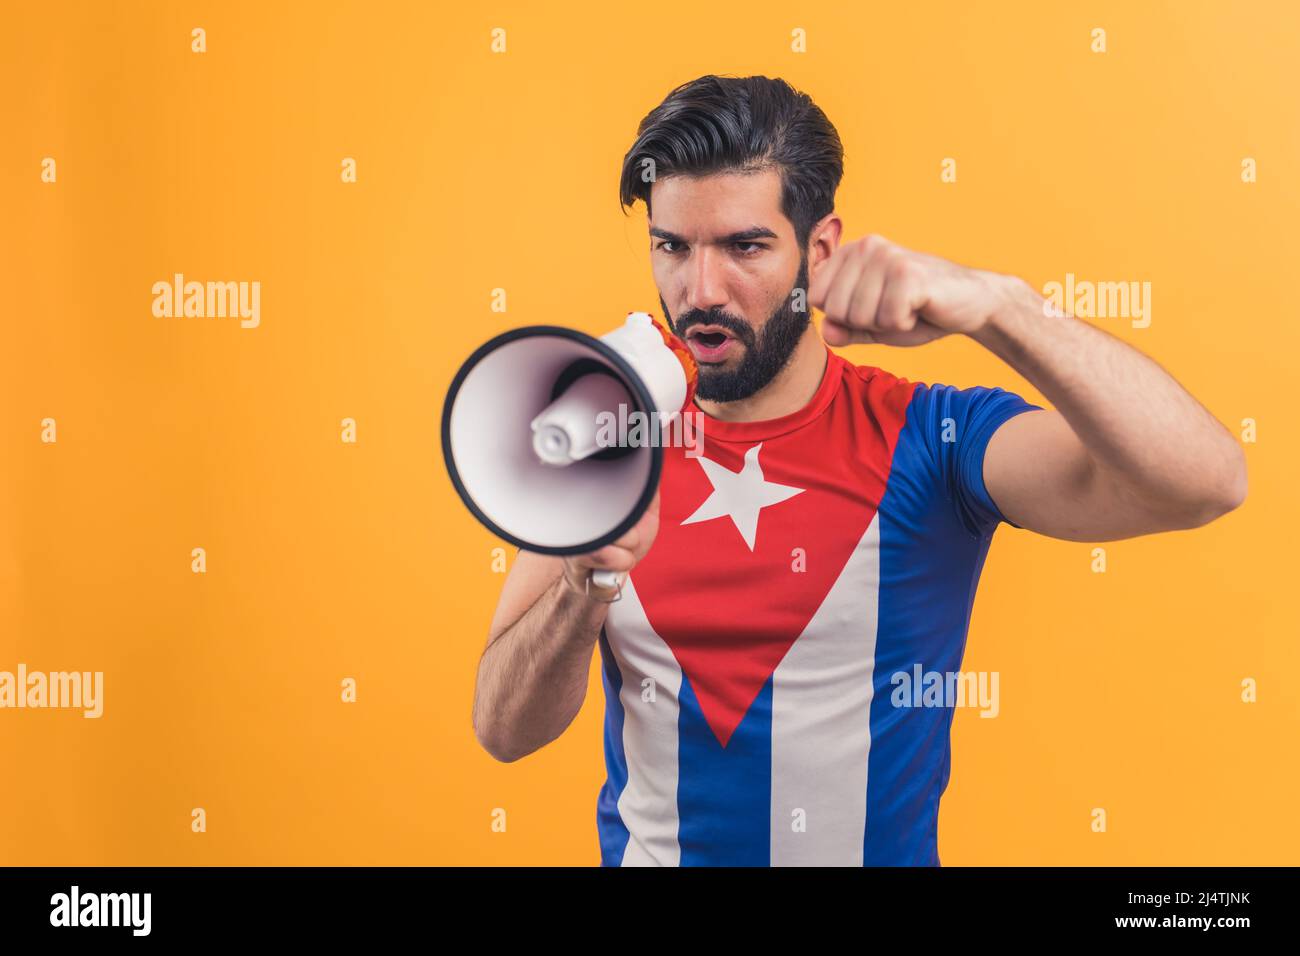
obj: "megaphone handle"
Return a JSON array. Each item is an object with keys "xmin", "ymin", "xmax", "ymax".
[{"xmin": 589, "ymin": 569, "xmax": 627, "ymax": 600}]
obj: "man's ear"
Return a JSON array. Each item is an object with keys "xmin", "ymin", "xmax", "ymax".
[{"xmin": 807, "ymin": 212, "xmax": 842, "ymax": 276}]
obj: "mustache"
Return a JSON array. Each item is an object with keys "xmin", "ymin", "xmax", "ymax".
[{"xmin": 673, "ymin": 310, "xmax": 755, "ymax": 345}]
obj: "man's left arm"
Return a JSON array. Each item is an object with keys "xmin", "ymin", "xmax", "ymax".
[
  {"xmin": 808, "ymin": 235, "xmax": 1248, "ymax": 542},
  {"xmin": 970, "ymin": 277, "xmax": 1246, "ymax": 540}
]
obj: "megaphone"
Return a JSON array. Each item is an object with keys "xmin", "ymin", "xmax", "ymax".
[{"xmin": 441, "ymin": 312, "xmax": 698, "ymax": 589}]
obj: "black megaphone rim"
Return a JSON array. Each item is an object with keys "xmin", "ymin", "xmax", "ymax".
[{"xmin": 440, "ymin": 324, "xmax": 664, "ymax": 557}]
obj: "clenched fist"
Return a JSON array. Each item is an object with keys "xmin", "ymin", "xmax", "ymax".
[{"xmin": 807, "ymin": 234, "xmax": 1019, "ymax": 347}]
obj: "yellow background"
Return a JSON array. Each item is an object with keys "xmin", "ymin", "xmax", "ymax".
[{"xmin": 2, "ymin": 0, "xmax": 1296, "ymax": 865}]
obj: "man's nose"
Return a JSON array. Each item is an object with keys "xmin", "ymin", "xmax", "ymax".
[{"xmin": 683, "ymin": 245, "xmax": 730, "ymax": 313}]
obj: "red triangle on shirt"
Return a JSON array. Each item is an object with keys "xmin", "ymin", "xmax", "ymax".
[{"xmin": 629, "ymin": 371, "xmax": 911, "ymax": 747}]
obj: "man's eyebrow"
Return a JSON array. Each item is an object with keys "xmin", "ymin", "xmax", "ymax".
[{"xmin": 648, "ymin": 226, "xmax": 779, "ymax": 243}]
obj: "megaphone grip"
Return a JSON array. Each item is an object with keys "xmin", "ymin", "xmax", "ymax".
[{"xmin": 588, "ymin": 569, "xmax": 627, "ymax": 602}]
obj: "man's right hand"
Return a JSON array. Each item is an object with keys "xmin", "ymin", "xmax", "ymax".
[{"xmin": 560, "ymin": 487, "xmax": 661, "ymax": 601}]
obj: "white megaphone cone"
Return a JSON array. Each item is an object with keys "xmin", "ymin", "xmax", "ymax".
[{"xmin": 441, "ymin": 312, "xmax": 695, "ymax": 590}]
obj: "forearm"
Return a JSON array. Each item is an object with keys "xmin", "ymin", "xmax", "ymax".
[
  {"xmin": 971, "ymin": 275, "xmax": 1247, "ymax": 514},
  {"xmin": 473, "ymin": 574, "xmax": 611, "ymax": 762}
]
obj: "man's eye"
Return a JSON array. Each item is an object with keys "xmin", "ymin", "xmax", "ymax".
[{"xmin": 656, "ymin": 240, "xmax": 763, "ymax": 254}]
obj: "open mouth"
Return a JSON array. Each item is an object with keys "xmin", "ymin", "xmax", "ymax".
[{"xmin": 685, "ymin": 325, "xmax": 738, "ymax": 362}]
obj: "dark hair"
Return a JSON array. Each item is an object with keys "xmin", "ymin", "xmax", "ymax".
[{"xmin": 619, "ymin": 75, "xmax": 844, "ymax": 251}]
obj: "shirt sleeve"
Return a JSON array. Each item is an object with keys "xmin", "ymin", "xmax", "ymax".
[{"xmin": 909, "ymin": 382, "xmax": 1044, "ymax": 537}]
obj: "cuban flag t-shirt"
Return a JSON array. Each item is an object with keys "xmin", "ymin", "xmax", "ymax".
[{"xmin": 596, "ymin": 343, "xmax": 1042, "ymax": 866}]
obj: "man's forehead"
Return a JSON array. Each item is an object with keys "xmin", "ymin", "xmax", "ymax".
[{"xmin": 648, "ymin": 169, "xmax": 788, "ymax": 238}]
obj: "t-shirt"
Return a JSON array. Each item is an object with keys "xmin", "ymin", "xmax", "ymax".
[{"xmin": 596, "ymin": 343, "xmax": 1042, "ymax": 866}]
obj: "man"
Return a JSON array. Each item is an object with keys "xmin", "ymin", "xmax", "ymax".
[{"xmin": 470, "ymin": 75, "xmax": 1246, "ymax": 865}]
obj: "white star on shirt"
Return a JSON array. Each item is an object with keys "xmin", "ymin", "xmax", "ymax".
[{"xmin": 680, "ymin": 443, "xmax": 805, "ymax": 551}]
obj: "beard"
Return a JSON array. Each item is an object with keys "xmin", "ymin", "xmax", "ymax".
[{"xmin": 661, "ymin": 255, "xmax": 811, "ymax": 404}]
